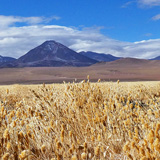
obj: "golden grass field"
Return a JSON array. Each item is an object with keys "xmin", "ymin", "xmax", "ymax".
[{"xmin": 0, "ymin": 79, "xmax": 160, "ymax": 160}]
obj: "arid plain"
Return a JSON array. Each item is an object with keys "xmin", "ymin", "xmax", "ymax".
[{"xmin": 0, "ymin": 58, "xmax": 160, "ymax": 85}]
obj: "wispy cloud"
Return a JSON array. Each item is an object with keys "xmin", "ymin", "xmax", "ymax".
[
  {"xmin": 121, "ymin": 1, "xmax": 136, "ymax": 8},
  {"xmin": 123, "ymin": 0, "xmax": 160, "ymax": 8},
  {"xmin": 144, "ymin": 33, "xmax": 153, "ymax": 36},
  {"xmin": 0, "ymin": 15, "xmax": 160, "ymax": 59},
  {"xmin": 137, "ymin": 0, "xmax": 160, "ymax": 7},
  {"xmin": 0, "ymin": 15, "xmax": 60, "ymax": 28},
  {"xmin": 152, "ymin": 14, "xmax": 160, "ymax": 20}
]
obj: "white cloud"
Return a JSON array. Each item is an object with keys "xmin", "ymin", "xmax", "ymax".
[
  {"xmin": 152, "ymin": 14, "xmax": 160, "ymax": 20},
  {"xmin": 138, "ymin": 0, "xmax": 160, "ymax": 7},
  {"xmin": 124, "ymin": 39, "xmax": 160, "ymax": 59},
  {"xmin": 0, "ymin": 15, "xmax": 160, "ymax": 59},
  {"xmin": 0, "ymin": 15, "xmax": 60, "ymax": 28},
  {"xmin": 121, "ymin": 1, "xmax": 136, "ymax": 8},
  {"xmin": 144, "ymin": 33, "xmax": 153, "ymax": 36},
  {"xmin": 122, "ymin": 0, "xmax": 160, "ymax": 8}
]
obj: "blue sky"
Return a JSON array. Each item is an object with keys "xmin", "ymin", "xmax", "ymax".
[{"xmin": 0, "ymin": 0, "xmax": 160, "ymax": 59}]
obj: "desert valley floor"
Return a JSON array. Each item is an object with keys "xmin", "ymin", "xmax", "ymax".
[{"xmin": 0, "ymin": 58, "xmax": 160, "ymax": 84}]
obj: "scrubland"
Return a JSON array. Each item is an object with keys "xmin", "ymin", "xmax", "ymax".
[{"xmin": 0, "ymin": 79, "xmax": 160, "ymax": 160}]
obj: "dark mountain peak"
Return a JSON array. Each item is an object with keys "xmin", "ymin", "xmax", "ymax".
[
  {"xmin": 43, "ymin": 40, "xmax": 62, "ymax": 45},
  {"xmin": 10, "ymin": 40, "xmax": 98, "ymax": 67},
  {"xmin": 31, "ymin": 40, "xmax": 68, "ymax": 56},
  {"xmin": 41, "ymin": 40, "xmax": 67, "ymax": 50},
  {"xmin": 43, "ymin": 40, "xmax": 57, "ymax": 44}
]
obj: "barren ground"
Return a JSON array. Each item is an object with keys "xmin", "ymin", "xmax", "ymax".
[{"xmin": 0, "ymin": 61, "xmax": 160, "ymax": 84}]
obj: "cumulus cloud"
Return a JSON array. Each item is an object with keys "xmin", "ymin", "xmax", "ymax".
[
  {"xmin": 0, "ymin": 15, "xmax": 160, "ymax": 59},
  {"xmin": 124, "ymin": 39, "xmax": 160, "ymax": 59},
  {"xmin": 137, "ymin": 0, "xmax": 160, "ymax": 7}
]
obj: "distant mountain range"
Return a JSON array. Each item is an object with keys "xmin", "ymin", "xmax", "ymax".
[
  {"xmin": 0, "ymin": 41, "xmax": 98, "ymax": 67},
  {"xmin": 0, "ymin": 55, "xmax": 16, "ymax": 64},
  {"xmin": 0, "ymin": 40, "xmax": 160, "ymax": 68},
  {"xmin": 79, "ymin": 51, "xmax": 121, "ymax": 62},
  {"xmin": 150, "ymin": 56, "xmax": 160, "ymax": 60},
  {"xmin": 15, "ymin": 41, "xmax": 99, "ymax": 67}
]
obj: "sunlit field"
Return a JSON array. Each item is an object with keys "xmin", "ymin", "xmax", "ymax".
[{"xmin": 0, "ymin": 79, "xmax": 160, "ymax": 160}]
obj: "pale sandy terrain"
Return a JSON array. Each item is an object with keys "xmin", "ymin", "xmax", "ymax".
[{"xmin": 0, "ymin": 59, "xmax": 160, "ymax": 84}]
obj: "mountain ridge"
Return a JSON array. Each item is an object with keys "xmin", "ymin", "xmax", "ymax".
[
  {"xmin": 79, "ymin": 51, "xmax": 121, "ymax": 62},
  {"xmin": 1, "ymin": 40, "xmax": 160, "ymax": 68},
  {"xmin": 1, "ymin": 40, "xmax": 98, "ymax": 67},
  {"xmin": 0, "ymin": 55, "xmax": 16, "ymax": 63},
  {"xmin": 150, "ymin": 56, "xmax": 160, "ymax": 60}
]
